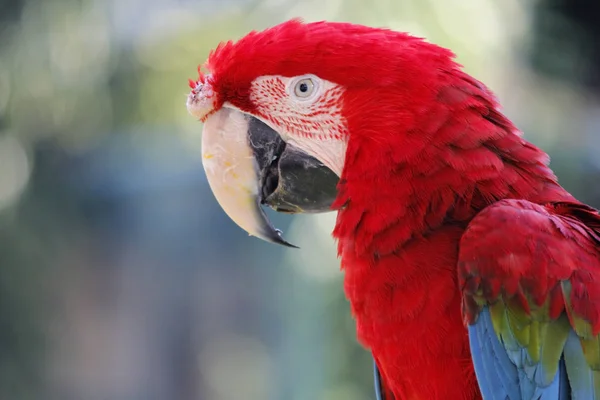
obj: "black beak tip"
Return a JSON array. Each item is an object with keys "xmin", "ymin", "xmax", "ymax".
[
  {"xmin": 256, "ymin": 201, "xmax": 299, "ymax": 249},
  {"xmin": 271, "ymin": 229, "xmax": 299, "ymax": 249}
]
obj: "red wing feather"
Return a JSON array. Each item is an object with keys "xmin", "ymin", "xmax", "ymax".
[{"xmin": 459, "ymin": 199, "xmax": 600, "ymax": 399}]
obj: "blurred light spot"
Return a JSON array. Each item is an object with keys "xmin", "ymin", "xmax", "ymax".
[
  {"xmin": 431, "ymin": 0, "xmax": 505, "ymax": 52},
  {"xmin": 135, "ymin": 9, "xmax": 206, "ymax": 71},
  {"xmin": 285, "ymin": 213, "xmax": 339, "ymax": 282},
  {"xmin": 499, "ymin": 0, "xmax": 528, "ymax": 39},
  {"xmin": 199, "ymin": 333, "xmax": 273, "ymax": 400},
  {"xmin": 0, "ymin": 136, "xmax": 30, "ymax": 210},
  {"xmin": 48, "ymin": 3, "xmax": 111, "ymax": 86}
]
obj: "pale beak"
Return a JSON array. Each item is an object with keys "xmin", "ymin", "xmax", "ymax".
[
  {"xmin": 201, "ymin": 108, "xmax": 293, "ymax": 246},
  {"xmin": 199, "ymin": 107, "xmax": 339, "ymax": 247}
]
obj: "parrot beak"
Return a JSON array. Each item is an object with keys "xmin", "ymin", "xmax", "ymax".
[{"xmin": 199, "ymin": 107, "xmax": 339, "ymax": 247}]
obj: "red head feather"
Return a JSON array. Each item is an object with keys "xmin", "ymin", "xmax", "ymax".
[{"xmin": 199, "ymin": 19, "xmax": 457, "ymax": 115}]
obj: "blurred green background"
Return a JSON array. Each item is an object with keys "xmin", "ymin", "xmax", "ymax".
[{"xmin": 1, "ymin": 0, "xmax": 600, "ymax": 399}]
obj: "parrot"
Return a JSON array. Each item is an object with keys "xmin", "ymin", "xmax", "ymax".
[{"xmin": 186, "ymin": 19, "xmax": 600, "ymax": 400}]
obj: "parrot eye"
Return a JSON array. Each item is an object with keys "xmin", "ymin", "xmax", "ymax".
[{"xmin": 291, "ymin": 76, "xmax": 319, "ymax": 100}]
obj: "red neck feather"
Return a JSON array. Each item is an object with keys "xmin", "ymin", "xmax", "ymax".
[{"xmin": 332, "ymin": 68, "xmax": 571, "ymax": 260}]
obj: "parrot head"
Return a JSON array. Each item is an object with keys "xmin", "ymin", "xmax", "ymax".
[{"xmin": 187, "ymin": 19, "xmax": 457, "ymax": 246}]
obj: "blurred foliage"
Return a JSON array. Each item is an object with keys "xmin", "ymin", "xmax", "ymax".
[{"xmin": 0, "ymin": 0, "xmax": 599, "ymax": 399}]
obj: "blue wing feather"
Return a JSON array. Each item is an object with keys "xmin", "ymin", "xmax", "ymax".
[
  {"xmin": 563, "ymin": 331, "xmax": 597, "ymax": 400},
  {"xmin": 468, "ymin": 307, "xmax": 572, "ymax": 400},
  {"xmin": 558, "ymin": 359, "xmax": 571, "ymax": 400},
  {"xmin": 469, "ymin": 308, "xmax": 521, "ymax": 399}
]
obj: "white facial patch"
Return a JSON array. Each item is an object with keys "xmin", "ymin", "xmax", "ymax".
[{"xmin": 248, "ymin": 74, "xmax": 349, "ymax": 177}]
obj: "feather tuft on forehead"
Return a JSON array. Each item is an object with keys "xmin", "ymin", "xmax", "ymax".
[{"xmin": 188, "ymin": 65, "xmax": 210, "ymax": 89}]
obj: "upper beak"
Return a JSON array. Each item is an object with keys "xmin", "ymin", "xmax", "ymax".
[{"xmin": 200, "ymin": 107, "xmax": 339, "ymax": 247}]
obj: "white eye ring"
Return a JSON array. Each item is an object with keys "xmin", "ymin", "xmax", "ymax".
[{"xmin": 290, "ymin": 75, "xmax": 320, "ymax": 100}]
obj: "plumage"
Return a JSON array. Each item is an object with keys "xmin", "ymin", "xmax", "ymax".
[
  {"xmin": 190, "ymin": 19, "xmax": 600, "ymax": 399},
  {"xmin": 460, "ymin": 200, "xmax": 600, "ymax": 399}
]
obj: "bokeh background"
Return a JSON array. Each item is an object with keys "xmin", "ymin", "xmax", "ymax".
[{"xmin": 1, "ymin": 0, "xmax": 600, "ymax": 399}]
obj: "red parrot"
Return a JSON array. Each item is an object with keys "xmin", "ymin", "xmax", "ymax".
[{"xmin": 186, "ymin": 19, "xmax": 600, "ymax": 400}]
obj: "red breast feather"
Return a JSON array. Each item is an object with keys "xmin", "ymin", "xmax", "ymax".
[{"xmin": 333, "ymin": 58, "xmax": 573, "ymax": 399}]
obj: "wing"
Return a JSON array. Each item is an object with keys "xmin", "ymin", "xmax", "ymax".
[{"xmin": 459, "ymin": 199, "xmax": 600, "ymax": 400}]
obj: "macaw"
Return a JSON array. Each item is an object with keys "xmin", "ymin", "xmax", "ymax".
[{"xmin": 186, "ymin": 19, "xmax": 600, "ymax": 400}]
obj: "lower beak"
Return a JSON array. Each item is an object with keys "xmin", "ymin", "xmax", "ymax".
[{"xmin": 201, "ymin": 108, "xmax": 339, "ymax": 247}]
